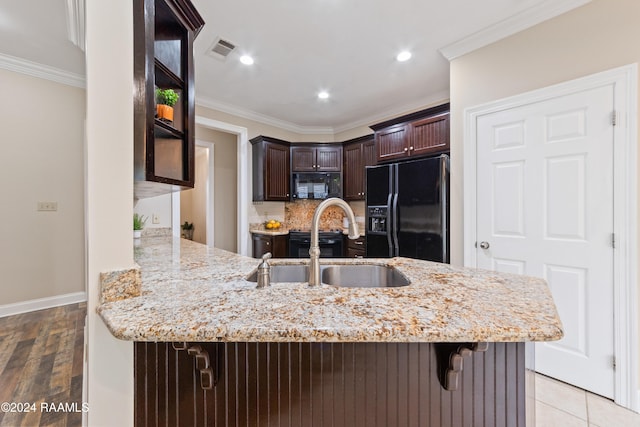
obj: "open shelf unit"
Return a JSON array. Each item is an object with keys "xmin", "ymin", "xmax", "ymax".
[{"xmin": 133, "ymin": 0, "xmax": 204, "ymax": 199}]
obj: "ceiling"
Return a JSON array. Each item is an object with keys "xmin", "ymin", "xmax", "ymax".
[{"xmin": 0, "ymin": 0, "xmax": 589, "ymax": 133}]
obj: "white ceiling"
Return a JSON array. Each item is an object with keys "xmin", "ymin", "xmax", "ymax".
[{"xmin": 0, "ymin": 0, "xmax": 589, "ymax": 133}]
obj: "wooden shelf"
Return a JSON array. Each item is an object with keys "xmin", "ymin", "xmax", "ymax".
[
  {"xmin": 154, "ymin": 119, "xmax": 184, "ymax": 139},
  {"xmin": 154, "ymin": 58, "xmax": 184, "ymax": 89}
]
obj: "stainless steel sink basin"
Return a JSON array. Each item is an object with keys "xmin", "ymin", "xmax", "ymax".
[
  {"xmin": 247, "ymin": 263, "xmax": 410, "ymax": 288},
  {"xmin": 321, "ymin": 265, "xmax": 410, "ymax": 288},
  {"xmin": 247, "ymin": 264, "xmax": 308, "ymax": 283}
]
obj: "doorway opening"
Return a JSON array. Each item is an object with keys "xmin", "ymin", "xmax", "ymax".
[
  {"xmin": 179, "ymin": 142, "xmax": 214, "ymax": 246},
  {"xmin": 171, "ymin": 117, "xmax": 250, "ymax": 255}
]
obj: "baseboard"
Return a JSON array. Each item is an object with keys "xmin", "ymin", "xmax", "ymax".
[{"xmin": 0, "ymin": 292, "xmax": 87, "ymax": 317}]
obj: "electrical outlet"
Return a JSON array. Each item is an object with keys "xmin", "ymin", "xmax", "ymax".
[
  {"xmin": 152, "ymin": 213, "xmax": 160, "ymax": 224},
  {"xmin": 37, "ymin": 201, "xmax": 58, "ymax": 211}
]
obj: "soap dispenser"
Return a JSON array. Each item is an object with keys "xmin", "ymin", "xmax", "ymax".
[{"xmin": 256, "ymin": 252, "xmax": 272, "ymax": 288}]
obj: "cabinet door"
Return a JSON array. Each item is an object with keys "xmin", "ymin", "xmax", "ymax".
[
  {"xmin": 363, "ymin": 140, "xmax": 376, "ymax": 167},
  {"xmin": 345, "ymin": 247, "xmax": 364, "ymax": 258},
  {"xmin": 343, "ymin": 143, "xmax": 364, "ymax": 200},
  {"xmin": 265, "ymin": 142, "xmax": 290, "ymax": 201},
  {"xmin": 291, "ymin": 147, "xmax": 316, "ymax": 172},
  {"xmin": 409, "ymin": 113, "xmax": 450, "ymax": 157},
  {"xmin": 316, "ymin": 146, "xmax": 342, "ymax": 171},
  {"xmin": 252, "ymin": 235, "xmax": 271, "ymax": 258},
  {"xmin": 375, "ymin": 124, "xmax": 409, "ymax": 162},
  {"xmin": 362, "ymin": 139, "xmax": 376, "ymax": 199},
  {"xmin": 272, "ymin": 235, "xmax": 288, "ymax": 258}
]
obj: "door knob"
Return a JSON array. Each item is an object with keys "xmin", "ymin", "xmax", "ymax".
[{"xmin": 479, "ymin": 241, "xmax": 490, "ymax": 249}]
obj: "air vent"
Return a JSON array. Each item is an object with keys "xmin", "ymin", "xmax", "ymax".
[{"xmin": 208, "ymin": 37, "xmax": 236, "ymax": 60}]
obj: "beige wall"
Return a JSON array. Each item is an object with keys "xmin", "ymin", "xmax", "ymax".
[
  {"xmin": 449, "ymin": 0, "xmax": 640, "ymax": 393},
  {"xmin": 180, "ymin": 146, "xmax": 209, "ymax": 244},
  {"xmin": 449, "ymin": 0, "xmax": 640, "ymax": 266},
  {"xmin": 196, "ymin": 127, "xmax": 238, "ymax": 252},
  {"xmin": 0, "ymin": 69, "xmax": 85, "ymax": 306}
]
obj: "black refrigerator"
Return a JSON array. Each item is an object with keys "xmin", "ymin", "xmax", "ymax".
[{"xmin": 365, "ymin": 154, "xmax": 449, "ymax": 263}]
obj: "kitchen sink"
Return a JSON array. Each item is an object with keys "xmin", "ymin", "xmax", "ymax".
[
  {"xmin": 321, "ymin": 265, "xmax": 410, "ymax": 288},
  {"xmin": 247, "ymin": 263, "xmax": 410, "ymax": 288},
  {"xmin": 246, "ymin": 264, "xmax": 308, "ymax": 283}
]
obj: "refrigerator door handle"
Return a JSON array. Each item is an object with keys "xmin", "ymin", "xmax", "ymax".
[
  {"xmin": 441, "ymin": 155, "xmax": 449, "ymax": 263},
  {"xmin": 392, "ymin": 192, "xmax": 399, "ymax": 257},
  {"xmin": 386, "ymin": 193, "xmax": 393, "ymax": 257}
]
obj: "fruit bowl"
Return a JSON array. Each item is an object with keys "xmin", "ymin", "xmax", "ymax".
[{"xmin": 264, "ymin": 219, "xmax": 282, "ymax": 230}]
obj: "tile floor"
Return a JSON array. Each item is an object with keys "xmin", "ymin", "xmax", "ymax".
[{"xmin": 533, "ymin": 373, "xmax": 640, "ymax": 426}]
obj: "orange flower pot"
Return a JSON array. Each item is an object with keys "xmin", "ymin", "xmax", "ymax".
[{"xmin": 156, "ymin": 104, "xmax": 174, "ymax": 123}]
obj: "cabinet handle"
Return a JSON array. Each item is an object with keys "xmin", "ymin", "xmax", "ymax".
[
  {"xmin": 354, "ymin": 241, "xmax": 364, "ymax": 245},
  {"xmin": 409, "ymin": 146, "xmax": 414, "ymax": 151},
  {"xmin": 266, "ymin": 241, "xmax": 270, "ymax": 245},
  {"xmin": 355, "ymin": 255, "xmax": 364, "ymax": 258},
  {"xmin": 403, "ymin": 147, "xmax": 408, "ymax": 152}
]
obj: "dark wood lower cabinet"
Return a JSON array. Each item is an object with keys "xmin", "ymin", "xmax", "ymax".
[
  {"xmin": 135, "ymin": 341, "xmax": 526, "ymax": 426},
  {"xmin": 251, "ymin": 233, "xmax": 288, "ymax": 258}
]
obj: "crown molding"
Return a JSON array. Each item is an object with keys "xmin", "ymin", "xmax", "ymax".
[
  {"xmin": 198, "ymin": 90, "xmax": 450, "ymax": 137},
  {"xmin": 65, "ymin": 0, "xmax": 86, "ymax": 52},
  {"xmin": 0, "ymin": 53, "xmax": 85, "ymax": 88},
  {"xmin": 439, "ymin": 0, "xmax": 592, "ymax": 61},
  {"xmin": 332, "ymin": 90, "xmax": 451, "ymax": 134},
  {"xmin": 196, "ymin": 95, "xmax": 335, "ymax": 135}
]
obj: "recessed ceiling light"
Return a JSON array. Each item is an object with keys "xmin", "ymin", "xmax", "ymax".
[
  {"xmin": 318, "ymin": 91, "xmax": 329, "ymax": 99},
  {"xmin": 239, "ymin": 55, "xmax": 254, "ymax": 65},
  {"xmin": 396, "ymin": 51, "xmax": 412, "ymax": 62}
]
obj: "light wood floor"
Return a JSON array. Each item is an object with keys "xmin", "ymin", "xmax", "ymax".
[{"xmin": 0, "ymin": 303, "xmax": 86, "ymax": 427}]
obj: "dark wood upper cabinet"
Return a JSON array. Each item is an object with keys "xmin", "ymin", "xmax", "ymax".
[
  {"xmin": 251, "ymin": 136, "xmax": 290, "ymax": 201},
  {"xmin": 409, "ymin": 113, "xmax": 450, "ymax": 157},
  {"xmin": 371, "ymin": 103, "xmax": 450, "ymax": 163},
  {"xmin": 343, "ymin": 134, "xmax": 375, "ymax": 201},
  {"xmin": 133, "ymin": 0, "xmax": 204, "ymax": 200},
  {"xmin": 291, "ymin": 144, "xmax": 342, "ymax": 172}
]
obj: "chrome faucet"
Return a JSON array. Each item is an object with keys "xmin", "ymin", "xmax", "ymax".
[{"xmin": 309, "ymin": 198, "xmax": 359, "ymax": 286}]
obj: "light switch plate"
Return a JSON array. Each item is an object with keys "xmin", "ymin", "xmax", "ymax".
[
  {"xmin": 37, "ymin": 201, "xmax": 58, "ymax": 211},
  {"xmin": 152, "ymin": 213, "xmax": 160, "ymax": 224}
]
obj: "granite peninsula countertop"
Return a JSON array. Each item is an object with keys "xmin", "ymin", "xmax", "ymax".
[{"xmin": 97, "ymin": 236, "xmax": 563, "ymax": 343}]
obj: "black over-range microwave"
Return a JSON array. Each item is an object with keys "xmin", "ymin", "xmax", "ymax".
[{"xmin": 291, "ymin": 172, "xmax": 341, "ymax": 200}]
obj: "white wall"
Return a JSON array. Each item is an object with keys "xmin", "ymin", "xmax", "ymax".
[
  {"xmin": 134, "ymin": 194, "xmax": 173, "ymax": 229},
  {"xmin": 0, "ymin": 68, "xmax": 85, "ymax": 306},
  {"xmin": 85, "ymin": 0, "xmax": 134, "ymax": 425}
]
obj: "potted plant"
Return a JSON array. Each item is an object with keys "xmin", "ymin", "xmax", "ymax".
[
  {"xmin": 181, "ymin": 221, "xmax": 194, "ymax": 240},
  {"xmin": 133, "ymin": 213, "xmax": 147, "ymax": 239},
  {"xmin": 155, "ymin": 88, "xmax": 179, "ymax": 123}
]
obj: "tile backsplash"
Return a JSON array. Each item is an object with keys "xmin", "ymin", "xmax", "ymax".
[
  {"xmin": 251, "ymin": 200, "xmax": 365, "ymax": 231},
  {"xmin": 285, "ymin": 200, "xmax": 344, "ymax": 230}
]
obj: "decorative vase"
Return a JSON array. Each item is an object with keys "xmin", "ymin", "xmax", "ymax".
[
  {"xmin": 156, "ymin": 104, "xmax": 174, "ymax": 123},
  {"xmin": 134, "ymin": 230, "xmax": 142, "ymax": 239}
]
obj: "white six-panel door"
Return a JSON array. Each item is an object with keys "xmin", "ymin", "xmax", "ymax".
[{"xmin": 476, "ymin": 85, "xmax": 615, "ymax": 398}]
